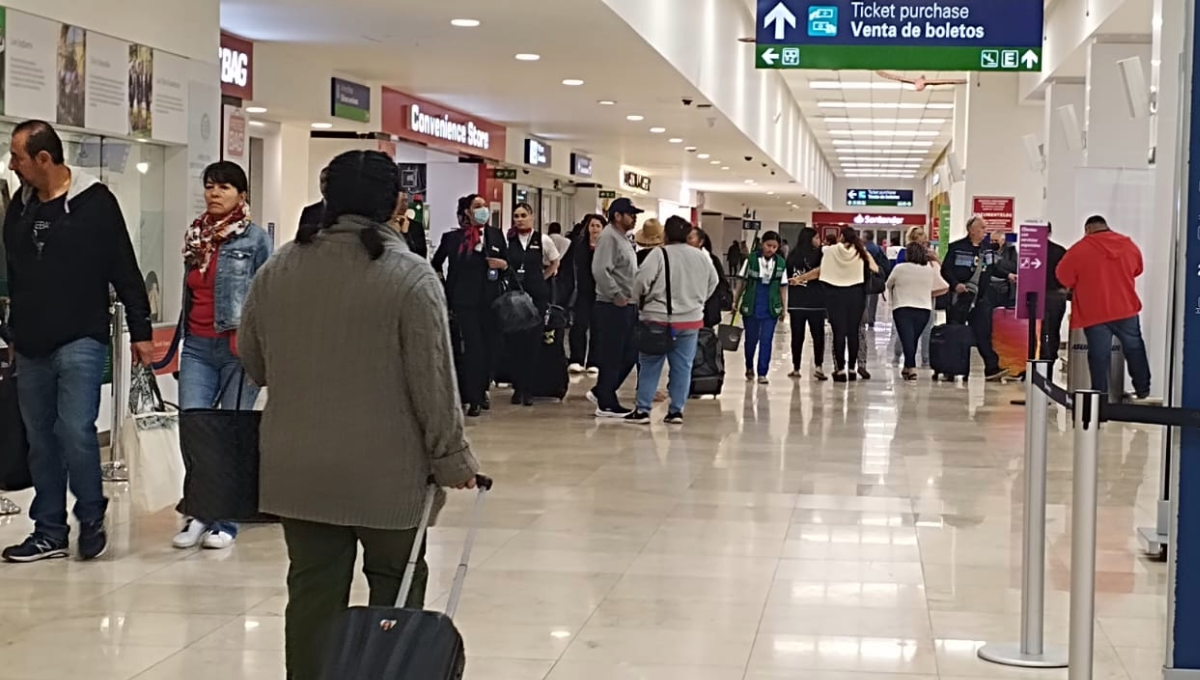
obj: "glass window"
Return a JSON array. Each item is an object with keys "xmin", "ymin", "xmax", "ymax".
[{"xmin": 0, "ymin": 123, "xmax": 168, "ymax": 321}]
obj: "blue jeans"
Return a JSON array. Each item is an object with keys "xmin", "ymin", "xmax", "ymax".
[
  {"xmin": 635, "ymin": 329, "xmax": 699, "ymax": 414},
  {"xmin": 17, "ymin": 338, "xmax": 109, "ymax": 543},
  {"xmin": 179, "ymin": 335, "xmax": 260, "ymax": 537},
  {"xmin": 1083, "ymin": 316, "xmax": 1152, "ymax": 397},
  {"xmin": 744, "ymin": 316, "xmax": 778, "ymax": 377}
]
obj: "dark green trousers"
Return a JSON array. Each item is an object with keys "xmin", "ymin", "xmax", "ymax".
[{"xmin": 281, "ymin": 519, "xmax": 427, "ymax": 680}]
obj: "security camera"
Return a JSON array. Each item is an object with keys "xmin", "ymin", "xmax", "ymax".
[
  {"xmin": 681, "ymin": 97, "xmax": 694, "ymax": 106},
  {"xmin": 761, "ymin": 163, "xmax": 768, "ymax": 168},
  {"xmin": 770, "ymin": 170, "xmax": 776, "ymax": 176},
  {"xmin": 744, "ymin": 156, "xmax": 753, "ymax": 162}
]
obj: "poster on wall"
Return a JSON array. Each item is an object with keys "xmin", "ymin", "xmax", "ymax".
[
  {"xmin": 151, "ymin": 50, "xmax": 187, "ymax": 144},
  {"xmin": 128, "ymin": 44, "xmax": 152, "ymax": 137},
  {"xmin": 55, "ymin": 24, "xmax": 85, "ymax": 127},
  {"xmin": 84, "ymin": 32, "xmax": 129, "ymax": 135},
  {"xmin": 972, "ymin": 196, "xmax": 1015, "ymax": 234},
  {"xmin": 222, "ymin": 104, "xmax": 247, "ymax": 172},
  {"xmin": 5, "ymin": 11, "xmax": 58, "ymax": 121},
  {"xmin": 0, "ymin": 9, "xmax": 7, "ymax": 114}
]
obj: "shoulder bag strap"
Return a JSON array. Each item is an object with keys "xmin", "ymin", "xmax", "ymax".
[{"xmin": 662, "ymin": 248, "xmax": 673, "ymax": 318}]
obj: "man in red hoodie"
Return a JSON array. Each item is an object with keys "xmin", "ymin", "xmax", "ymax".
[{"xmin": 1056, "ymin": 215, "xmax": 1151, "ymax": 399}]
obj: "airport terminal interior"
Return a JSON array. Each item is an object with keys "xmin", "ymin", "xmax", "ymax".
[{"xmin": 0, "ymin": 0, "xmax": 1194, "ymax": 678}]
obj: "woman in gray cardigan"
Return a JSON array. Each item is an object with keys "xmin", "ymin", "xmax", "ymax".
[{"xmin": 238, "ymin": 150, "xmax": 479, "ymax": 680}]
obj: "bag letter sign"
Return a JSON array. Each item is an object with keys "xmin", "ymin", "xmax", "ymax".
[{"xmin": 221, "ymin": 48, "xmax": 249, "ymax": 88}]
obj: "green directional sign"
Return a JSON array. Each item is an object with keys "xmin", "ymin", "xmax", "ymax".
[{"xmin": 756, "ymin": 44, "xmax": 1041, "ymax": 71}]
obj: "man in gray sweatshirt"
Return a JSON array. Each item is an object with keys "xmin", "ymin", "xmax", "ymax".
[{"xmin": 590, "ymin": 197, "xmax": 642, "ymax": 417}]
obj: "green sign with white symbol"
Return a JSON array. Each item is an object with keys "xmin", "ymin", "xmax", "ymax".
[{"xmin": 753, "ymin": 0, "xmax": 1044, "ymax": 72}]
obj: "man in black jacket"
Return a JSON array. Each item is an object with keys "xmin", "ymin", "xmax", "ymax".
[
  {"xmin": 940, "ymin": 216, "xmax": 1007, "ymax": 381},
  {"xmin": 1040, "ymin": 222, "xmax": 1069, "ymax": 367},
  {"xmin": 1, "ymin": 120, "xmax": 153, "ymax": 563},
  {"xmin": 298, "ymin": 167, "xmax": 328, "ymax": 230}
]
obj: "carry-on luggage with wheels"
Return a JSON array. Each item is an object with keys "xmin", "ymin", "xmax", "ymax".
[
  {"xmin": 690, "ymin": 327, "xmax": 725, "ymax": 397},
  {"xmin": 531, "ymin": 329, "xmax": 569, "ymax": 400},
  {"xmin": 929, "ymin": 323, "xmax": 974, "ymax": 381},
  {"xmin": 320, "ymin": 475, "xmax": 493, "ymax": 680}
]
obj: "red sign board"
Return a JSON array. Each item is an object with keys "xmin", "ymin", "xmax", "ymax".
[
  {"xmin": 219, "ymin": 32, "xmax": 254, "ymax": 100},
  {"xmin": 972, "ymin": 196, "xmax": 1015, "ymax": 234},
  {"xmin": 381, "ymin": 89, "xmax": 506, "ymax": 162},
  {"xmin": 811, "ymin": 211, "xmax": 927, "ymax": 227}
]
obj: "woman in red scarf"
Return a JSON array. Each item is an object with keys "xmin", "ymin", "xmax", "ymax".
[
  {"xmin": 431, "ymin": 194, "xmax": 506, "ymax": 417},
  {"xmin": 173, "ymin": 161, "xmax": 272, "ymax": 551}
]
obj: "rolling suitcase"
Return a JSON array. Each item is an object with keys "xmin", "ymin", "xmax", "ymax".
[
  {"xmin": 690, "ymin": 327, "xmax": 725, "ymax": 397},
  {"xmin": 929, "ymin": 323, "xmax": 974, "ymax": 381},
  {"xmin": 320, "ymin": 475, "xmax": 493, "ymax": 680},
  {"xmin": 530, "ymin": 329, "xmax": 569, "ymax": 400}
]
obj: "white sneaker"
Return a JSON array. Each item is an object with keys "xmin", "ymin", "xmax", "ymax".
[
  {"xmin": 569, "ymin": 363, "xmax": 585, "ymax": 374},
  {"xmin": 202, "ymin": 530, "xmax": 235, "ymax": 550},
  {"xmin": 585, "ymin": 389, "xmax": 598, "ymax": 405},
  {"xmin": 172, "ymin": 520, "xmax": 207, "ymax": 549},
  {"xmin": 586, "ymin": 367, "xmax": 600, "ymax": 377}
]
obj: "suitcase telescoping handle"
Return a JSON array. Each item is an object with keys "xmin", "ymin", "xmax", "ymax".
[{"xmin": 396, "ymin": 474, "xmax": 493, "ymax": 616}]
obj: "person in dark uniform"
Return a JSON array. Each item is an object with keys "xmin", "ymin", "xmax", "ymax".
[
  {"xmin": 940, "ymin": 216, "xmax": 1007, "ymax": 381},
  {"xmin": 504, "ymin": 202, "xmax": 561, "ymax": 406},
  {"xmin": 431, "ymin": 194, "xmax": 506, "ymax": 417},
  {"xmin": 298, "ymin": 167, "xmax": 328, "ymax": 230},
  {"xmin": 567, "ymin": 214, "xmax": 605, "ymax": 374},
  {"xmin": 1041, "ymin": 222, "xmax": 1069, "ymax": 367}
]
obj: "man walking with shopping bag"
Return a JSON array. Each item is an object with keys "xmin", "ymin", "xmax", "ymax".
[{"xmin": 1, "ymin": 120, "xmax": 153, "ymax": 562}]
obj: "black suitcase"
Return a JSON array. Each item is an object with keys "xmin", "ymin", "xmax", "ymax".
[
  {"xmin": 929, "ymin": 323, "xmax": 974, "ymax": 380},
  {"xmin": 0, "ymin": 358, "xmax": 31, "ymax": 491},
  {"xmin": 530, "ymin": 329, "xmax": 568, "ymax": 400},
  {"xmin": 690, "ymin": 328, "xmax": 725, "ymax": 397},
  {"xmin": 320, "ymin": 475, "xmax": 493, "ymax": 680}
]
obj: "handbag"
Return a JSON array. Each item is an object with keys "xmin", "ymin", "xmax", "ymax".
[
  {"xmin": 122, "ymin": 365, "xmax": 185, "ymax": 513},
  {"xmin": 178, "ymin": 370, "xmax": 267, "ymax": 522},
  {"xmin": 491, "ymin": 273, "xmax": 542, "ymax": 334},
  {"xmin": 0, "ymin": 357, "xmax": 31, "ymax": 492},
  {"xmin": 864, "ymin": 261, "xmax": 886, "ymax": 296},
  {"xmin": 717, "ymin": 311, "xmax": 744, "ymax": 352},
  {"xmin": 636, "ymin": 249, "xmax": 675, "ymax": 356}
]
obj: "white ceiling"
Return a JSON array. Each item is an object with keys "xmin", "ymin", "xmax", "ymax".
[
  {"xmin": 221, "ymin": 0, "xmax": 824, "ymax": 212},
  {"xmin": 784, "ymin": 70, "xmax": 957, "ymax": 179}
]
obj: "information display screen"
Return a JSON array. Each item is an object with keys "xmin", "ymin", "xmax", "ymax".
[{"xmin": 845, "ymin": 188, "xmax": 914, "ymax": 208}]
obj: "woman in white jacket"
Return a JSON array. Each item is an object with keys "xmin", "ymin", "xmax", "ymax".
[
  {"xmin": 887, "ymin": 243, "xmax": 950, "ymax": 380},
  {"xmin": 626, "ymin": 216, "xmax": 719, "ymax": 425},
  {"xmin": 796, "ymin": 226, "xmax": 879, "ymax": 382}
]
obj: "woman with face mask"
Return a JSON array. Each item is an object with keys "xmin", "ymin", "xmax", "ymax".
[
  {"xmin": 504, "ymin": 202, "xmax": 561, "ymax": 405},
  {"xmin": 172, "ymin": 161, "xmax": 273, "ymax": 550},
  {"xmin": 432, "ymin": 194, "xmax": 507, "ymax": 417}
]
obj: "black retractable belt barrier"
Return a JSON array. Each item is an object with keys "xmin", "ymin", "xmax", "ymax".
[
  {"xmin": 1031, "ymin": 367, "xmax": 1200, "ymax": 428},
  {"xmin": 1031, "ymin": 371, "xmax": 1073, "ymax": 409}
]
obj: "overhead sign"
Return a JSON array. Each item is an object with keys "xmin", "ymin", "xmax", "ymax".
[
  {"xmin": 972, "ymin": 195, "xmax": 1015, "ymax": 233},
  {"xmin": 219, "ymin": 32, "xmax": 254, "ymax": 100},
  {"xmin": 524, "ymin": 138, "xmax": 552, "ymax": 168},
  {"xmin": 381, "ymin": 88, "xmax": 507, "ymax": 162},
  {"xmin": 743, "ymin": 219, "xmax": 763, "ymax": 231},
  {"xmin": 493, "ymin": 168, "xmax": 518, "ymax": 181},
  {"xmin": 571, "ymin": 152, "xmax": 594, "ymax": 177},
  {"xmin": 846, "ymin": 188, "xmax": 914, "ymax": 208},
  {"xmin": 330, "ymin": 77, "xmax": 370, "ymax": 123},
  {"xmin": 754, "ymin": 0, "xmax": 1043, "ymax": 72},
  {"xmin": 622, "ymin": 170, "xmax": 652, "ymax": 193},
  {"xmin": 1016, "ymin": 222, "xmax": 1048, "ymax": 320},
  {"xmin": 598, "ymin": 190, "xmax": 617, "ymax": 199},
  {"xmin": 812, "ymin": 211, "xmax": 927, "ymax": 226}
]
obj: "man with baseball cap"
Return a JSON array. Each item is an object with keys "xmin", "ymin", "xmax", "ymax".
[{"xmin": 589, "ymin": 197, "xmax": 643, "ymax": 417}]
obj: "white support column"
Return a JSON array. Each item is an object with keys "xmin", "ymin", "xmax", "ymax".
[
  {"xmin": 1084, "ymin": 40, "xmax": 1153, "ymax": 168},
  {"xmin": 272, "ymin": 123, "xmax": 312, "ymax": 246},
  {"xmin": 948, "ymin": 83, "xmax": 969, "ymax": 240},
  {"xmin": 1043, "ymin": 81, "xmax": 1086, "ymax": 241}
]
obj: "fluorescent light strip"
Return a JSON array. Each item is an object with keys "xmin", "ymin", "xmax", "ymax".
[
  {"xmin": 824, "ymin": 117, "xmax": 947, "ymax": 125},
  {"xmin": 810, "ymin": 81, "xmax": 903, "ymax": 90},
  {"xmin": 829, "ymin": 130, "xmax": 940, "ymax": 137},
  {"xmin": 838, "ymin": 158, "xmax": 928, "ymax": 163},
  {"xmin": 818, "ymin": 102, "xmax": 955, "ymax": 110},
  {"xmin": 844, "ymin": 172, "xmax": 917, "ymax": 177},
  {"xmin": 838, "ymin": 150, "xmax": 931, "ymax": 156},
  {"xmin": 841, "ymin": 163, "xmax": 922, "ymax": 169},
  {"xmin": 832, "ymin": 140, "xmax": 934, "ymax": 147}
]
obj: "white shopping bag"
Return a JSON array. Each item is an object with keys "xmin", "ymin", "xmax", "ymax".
[{"xmin": 121, "ymin": 366, "xmax": 185, "ymax": 514}]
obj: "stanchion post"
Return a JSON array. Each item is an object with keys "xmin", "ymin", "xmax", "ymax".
[
  {"xmin": 979, "ymin": 360, "xmax": 1067, "ymax": 668},
  {"xmin": 103, "ymin": 303, "xmax": 128, "ymax": 483},
  {"xmin": 1069, "ymin": 390, "xmax": 1103, "ymax": 680}
]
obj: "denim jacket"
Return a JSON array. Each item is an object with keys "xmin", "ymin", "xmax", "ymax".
[{"xmin": 183, "ymin": 223, "xmax": 273, "ymax": 335}]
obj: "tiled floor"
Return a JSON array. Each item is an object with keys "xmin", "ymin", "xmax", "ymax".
[{"xmin": 0, "ymin": 324, "xmax": 1169, "ymax": 680}]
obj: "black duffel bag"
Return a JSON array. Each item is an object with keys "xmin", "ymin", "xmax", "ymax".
[
  {"xmin": 178, "ymin": 372, "xmax": 269, "ymax": 522},
  {"xmin": 0, "ymin": 358, "xmax": 31, "ymax": 492},
  {"xmin": 491, "ymin": 274, "xmax": 542, "ymax": 335}
]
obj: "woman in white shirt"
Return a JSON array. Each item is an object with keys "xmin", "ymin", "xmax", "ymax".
[
  {"xmin": 887, "ymin": 243, "xmax": 950, "ymax": 381},
  {"xmin": 797, "ymin": 226, "xmax": 879, "ymax": 382}
]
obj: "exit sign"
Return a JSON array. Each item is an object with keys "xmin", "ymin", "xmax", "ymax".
[
  {"xmin": 493, "ymin": 168, "xmax": 518, "ymax": 180},
  {"xmin": 598, "ymin": 190, "xmax": 617, "ymax": 199}
]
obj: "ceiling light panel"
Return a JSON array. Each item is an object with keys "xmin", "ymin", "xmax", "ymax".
[
  {"xmin": 831, "ymin": 140, "xmax": 935, "ymax": 147},
  {"xmin": 818, "ymin": 102, "xmax": 955, "ymax": 110},
  {"xmin": 562, "ymin": 79, "xmax": 584, "ymax": 86},
  {"xmin": 809, "ymin": 81, "xmax": 904, "ymax": 90},
  {"xmin": 838, "ymin": 150, "xmax": 931, "ymax": 156},
  {"xmin": 829, "ymin": 130, "xmax": 940, "ymax": 137},
  {"xmin": 515, "ymin": 53, "xmax": 540, "ymax": 61},
  {"xmin": 450, "ymin": 18, "xmax": 480, "ymax": 27},
  {"xmin": 824, "ymin": 117, "xmax": 947, "ymax": 125}
]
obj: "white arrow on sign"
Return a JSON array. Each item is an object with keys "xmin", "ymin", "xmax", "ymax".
[
  {"xmin": 764, "ymin": 2, "xmax": 797, "ymax": 41},
  {"xmin": 762, "ymin": 47, "xmax": 779, "ymax": 65},
  {"xmin": 1021, "ymin": 257, "xmax": 1043, "ymax": 269},
  {"xmin": 1021, "ymin": 50, "xmax": 1039, "ymax": 69}
]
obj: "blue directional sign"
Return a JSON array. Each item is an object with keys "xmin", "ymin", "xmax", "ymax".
[{"xmin": 755, "ymin": 0, "xmax": 1044, "ymax": 71}]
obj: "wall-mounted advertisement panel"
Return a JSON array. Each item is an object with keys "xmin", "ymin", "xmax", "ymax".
[
  {"xmin": 84, "ymin": 31, "xmax": 130, "ymax": 135},
  {"xmin": 151, "ymin": 50, "xmax": 188, "ymax": 144},
  {"xmin": 128, "ymin": 44, "xmax": 152, "ymax": 137},
  {"xmin": 5, "ymin": 10, "xmax": 59, "ymax": 122}
]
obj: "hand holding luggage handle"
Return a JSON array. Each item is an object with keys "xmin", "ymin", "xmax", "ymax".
[{"xmin": 397, "ymin": 474, "xmax": 494, "ymax": 617}]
